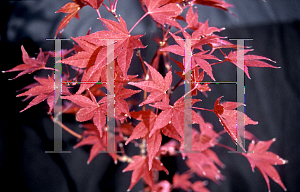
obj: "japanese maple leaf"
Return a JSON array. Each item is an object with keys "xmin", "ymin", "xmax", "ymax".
[
  {"xmin": 192, "ymin": 0, "xmax": 234, "ymax": 14},
  {"xmin": 144, "ymin": 0, "xmax": 183, "ymax": 28},
  {"xmin": 185, "ymin": 6, "xmax": 224, "ymax": 35},
  {"xmin": 149, "ymin": 96, "xmax": 201, "ymax": 139},
  {"xmin": 225, "ymin": 49, "xmax": 278, "ymax": 79},
  {"xmin": 243, "ymin": 139, "xmax": 288, "ymax": 192},
  {"xmin": 113, "ymin": 83, "xmax": 141, "ymax": 122},
  {"xmin": 191, "ymin": 181, "xmax": 210, "ymax": 192},
  {"xmin": 16, "ymin": 75, "xmax": 71, "ymax": 113},
  {"xmin": 61, "ymin": 90, "xmax": 106, "ymax": 137},
  {"xmin": 3, "ymin": 46, "xmax": 52, "ymax": 80},
  {"xmin": 122, "ymin": 155, "xmax": 168, "ymax": 191},
  {"xmin": 213, "ymin": 96, "xmax": 258, "ymax": 152},
  {"xmin": 172, "ymin": 57, "xmax": 211, "ymax": 96},
  {"xmin": 74, "ymin": 123, "xmax": 119, "ymax": 164},
  {"xmin": 55, "ymin": 0, "xmax": 86, "ymax": 37},
  {"xmin": 125, "ymin": 109, "xmax": 180, "ymax": 169},
  {"xmin": 82, "ymin": 0, "xmax": 104, "ymax": 9},
  {"xmin": 160, "ymin": 33, "xmax": 219, "ymax": 80},
  {"xmin": 192, "ymin": 121, "xmax": 220, "ymax": 152},
  {"xmin": 128, "ymin": 62, "xmax": 172, "ymax": 106},
  {"xmin": 185, "ymin": 152, "xmax": 224, "ymax": 183},
  {"xmin": 55, "ymin": 0, "xmax": 103, "ymax": 37},
  {"xmin": 77, "ymin": 16, "xmax": 145, "ymax": 77},
  {"xmin": 172, "ymin": 172, "xmax": 192, "ymax": 191},
  {"xmin": 61, "ymin": 17, "xmax": 144, "ymax": 93}
]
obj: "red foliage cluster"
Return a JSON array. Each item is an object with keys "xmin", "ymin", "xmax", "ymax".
[{"xmin": 4, "ymin": 0, "xmax": 287, "ymax": 191}]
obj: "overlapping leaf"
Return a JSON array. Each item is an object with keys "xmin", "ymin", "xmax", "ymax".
[
  {"xmin": 129, "ymin": 62, "xmax": 172, "ymax": 106},
  {"xmin": 61, "ymin": 90, "xmax": 106, "ymax": 136},
  {"xmin": 17, "ymin": 75, "xmax": 71, "ymax": 113},
  {"xmin": 213, "ymin": 97, "xmax": 258, "ymax": 151},
  {"xmin": 126, "ymin": 109, "xmax": 181, "ymax": 169},
  {"xmin": 160, "ymin": 33, "xmax": 220, "ymax": 80},
  {"xmin": 144, "ymin": 0, "xmax": 182, "ymax": 28},
  {"xmin": 123, "ymin": 155, "xmax": 168, "ymax": 191},
  {"xmin": 74, "ymin": 123, "xmax": 119, "ymax": 164}
]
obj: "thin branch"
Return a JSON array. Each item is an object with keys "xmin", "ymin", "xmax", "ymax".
[
  {"xmin": 129, "ymin": 12, "xmax": 148, "ymax": 34},
  {"xmin": 50, "ymin": 115, "xmax": 82, "ymax": 139}
]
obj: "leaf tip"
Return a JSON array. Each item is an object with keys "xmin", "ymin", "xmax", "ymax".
[{"xmin": 282, "ymin": 159, "xmax": 288, "ymax": 164}]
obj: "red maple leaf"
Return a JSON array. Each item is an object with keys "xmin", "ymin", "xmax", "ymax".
[
  {"xmin": 225, "ymin": 49, "xmax": 278, "ymax": 79},
  {"xmin": 171, "ymin": 58, "xmax": 211, "ymax": 96},
  {"xmin": 126, "ymin": 109, "xmax": 180, "ymax": 169},
  {"xmin": 243, "ymin": 139, "xmax": 288, "ymax": 192},
  {"xmin": 74, "ymin": 123, "xmax": 120, "ymax": 164},
  {"xmin": 128, "ymin": 62, "xmax": 172, "ymax": 106},
  {"xmin": 185, "ymin": 152, "xmax": 225, "ymax": 183},
  {"xmin": 172, "ymin": 172, "xmax": 192, "ymax": 191},
  {"xmin": 160, "ymin": 33, "xmax": 220, "ymax": 80},
  {"xmin": 191, "ymin": 181, "xmax": 210, "ymax": 192},
  {"xmin": 113, "ymin": 83, "xmax": 141, "ymax": 122},
  {"xmin": 61, "ymin": 89, "xmax": 106, "ymax": 137},
  {"xmin": 192, "ymin": 0, "xmax": 234, "ymax": 14},
  {"xmin": 55, "ymin": 0, "xmax": 103, "ymax": 37},
  {"xmin": 82, "ymin": 0, "xmax": 104, "ymax": 9},
  {"xmin": 213, "ymin": 96, "xmax": 258, "ymax": 151},
  {"xmin": 60, "ymin": 17, "xmax": 145, "ymax": 94},
  {"xmin": 122, "ymin": 155, "xmax": 168, "ymax": 191},
  {"xmin": 55, "ymin": 0, "xmax": 87, "ymax": 37},
  {"xmin": 16, "ymin": 75, "xmax": 71, "ymax": 113},
  {"xmin": 3, "ymin": 46, "xmax": 52, "ymax": 80},
  {"xmin": 149, "ymin": 96, "xmax": 201, "ymax": 139},
  {"xmin": 185, "ymin": 6, "xmax": 224, "ymax": 36},
  {"xmin": 77, "ymin": 16, "xmax": 145, "ymax": 76},
  {"xmin": 144, "ymin": 0, "xmax": 183, "ymax": 28}
]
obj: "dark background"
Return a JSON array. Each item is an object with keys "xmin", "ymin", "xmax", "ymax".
[{"xmin": 1, "ymin": 0, "xmax": 300, "ymax": 192}]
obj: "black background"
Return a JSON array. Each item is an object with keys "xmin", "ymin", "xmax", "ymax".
[{"xmin": 1, "ymin": 0, "xmax": 300, "ymax": 192}]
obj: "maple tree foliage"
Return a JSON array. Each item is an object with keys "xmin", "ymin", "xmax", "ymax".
[
  {"xmin": 243, "ymin": 139, "xmax": 288, "ymax": 192},
  {"xmin": 2, "ymin": 46, "xmax": 53, "ymax": 80},
  {"xmin": 5, "ymin": 0, "xmax": 288, "ymax": 191}
]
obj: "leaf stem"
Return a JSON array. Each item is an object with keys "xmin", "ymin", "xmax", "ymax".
[
  {"xmin": 50, "ymin": 115, "xmax": 82, "ymax": 139},
  {"xmin": 136, "ymin": 49, "xmax": 147, "ymax": 76},
  {"xmin": 215, "ymin": 143, "xmax": 236, "ymax": 152},
  {"xmin": 192, "ymin": 107, "xmax": 213, "ymax": 112},
  {"xmin": 129, "ymin": 12, "xmax": 148, "ymax": 34},
  {"xmin": 210, "ymin": 60, "xmax": 226, "ymax": 66},
  {"xmin": 96, "ymin": 9, "xmax": 107, "ymax": 30}
]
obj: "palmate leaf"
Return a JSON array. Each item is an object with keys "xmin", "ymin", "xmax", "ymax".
[
  {"xmin": 16, "ymin": 75, "xmax": 71, "ymax": 113},
  {"xmin": 123, "ymin": 155, "xmax": 168, "ymax": 191},
  {"xmin": 144, "ymin": 0, "xmax": 183, "ymax": 28},
  {"xmin": 61, "ymin": 90, "xmax": 106, "ymax": 137},
  {"xmin": 225, "ymin": 49, "xmax": 278, "ymax": 79},
  {"xmin": 74, "ymin": 123, "xmax": 119, "ymax": 164},
  {"xmin": 3, "ymin": 46, "xmax": 52, "ymax": 80},
  {"xmin": 128, "ymin": 62, "xmax": 172, "ymax": 106},
  {"xmin": 126, "ymin": 109, "xmax": 180, "ymax": 170},
  {"xmin": 55, "ymin": 0, "xmax": 86, "ymax": 37},
  {"xmin": 243, "ymin": 139, "xmax": 288, "ymax": 192},
  {"xmin": 213, "ymin": 96, "xmax": 258, "ymax": 152},
  {"xmin": 60, "ymin": 16, "xmax": 145, "ymax": 94}
]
